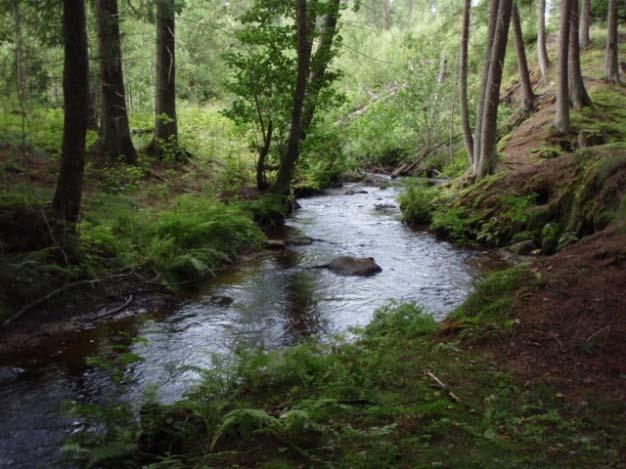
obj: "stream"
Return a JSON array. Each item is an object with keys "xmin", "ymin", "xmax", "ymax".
[{"xmin": 0, "ymin": 179, "xmax": 496, "ymax": 468}]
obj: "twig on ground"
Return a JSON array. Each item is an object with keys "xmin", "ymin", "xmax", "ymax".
[
  {"xmin": 585, "ymin": 325, "xmax": 610, "ymax": 343},
  {"xmin": 425, "ymin": 370, "xmax": 462, "ymax": 403}
]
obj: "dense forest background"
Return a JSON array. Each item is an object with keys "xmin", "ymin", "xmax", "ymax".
[{"xmin": 1, "ymin": 0, "xmax": 619, "ymax": 174}]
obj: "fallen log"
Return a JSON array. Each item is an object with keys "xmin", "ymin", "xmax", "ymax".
[{"xmin": 391, "ymin": 135, "xmax": 461, "ymax": 179}]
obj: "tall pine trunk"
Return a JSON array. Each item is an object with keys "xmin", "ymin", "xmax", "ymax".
[
  {"xmin": 53, "ymin": 0, "xmax": 89, "ymax": 225},
  {"xmin": 459, "ymin": 0, "xmax": 473, "ymax": 164},
  {"xmin": 95, "ymin": 0, "xmax": 137, "ymax": 163},
  {"xmin": 579, "ymin": 0, "xmax": 591, "ymax": 48},
  {"xmin": 569, "ymin": 0, "xmax": 592, "ymax": 108},
  {"xmin": 555, "ymin": 0, "xmax": 572, "ymax": 132},
  {"xmin": 472, "ymin": 0, "xmax": 499, "ymax": 174},
  {"xmin": 537, "ymin": 0, "xmax": 551, "ymax": 81},
  {"xmin": 151, "ymin": 0, "xmax": 178, "ymax": 157},
  {"xmin": 511, "ymin": 4, "xmax": 535, "ymax": 112},
  {"xmin": 274, "ymin": 0, "xmax": 315, "ymax": 195},
  {"xmin": 407, "ymin": 0, "xmax": 414, "ymax": 20},
  {"xmin": 475, "ymin": 0, "xmax": 513, "ymax": 179},
  {"xmin": 604, "ymin": 0, "xmax": 621, "ymax": 83}
]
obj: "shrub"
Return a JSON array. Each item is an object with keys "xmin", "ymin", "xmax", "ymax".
[
  {"xmin": 364, "ymin": 303, "xmax": 437, "ymax": 338},
  {"xmin": 398, "ymin": 182, "xmax": 436, "ymax": 225},
  {"xmin": 81, "ymin": 194, "xmax": 265, "ymax": 288},
  {"xmin": 431, "ymin": 206, "xmax": 477, "ymax": 243}
]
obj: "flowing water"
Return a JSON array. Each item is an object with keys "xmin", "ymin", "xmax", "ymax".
[{"xmin": 0, "ymin": 180, "xmax": 496, "ymax": 468}]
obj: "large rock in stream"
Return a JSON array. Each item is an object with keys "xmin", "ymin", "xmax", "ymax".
[{"xmin": 326, "ymin": 256, "xmax": 382, "ymax": 277}]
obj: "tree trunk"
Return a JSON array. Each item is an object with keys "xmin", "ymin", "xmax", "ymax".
[
  {"xmin": 256, "ymin": 119, "xmax": 273, "ymax": 191},
  {"xmin": 13, "ymin": 1, "xmax": 27, "ymax": 145},
  {"xmin": 273, "ymin": 0, "xmax": 316, "ymax": 195},
  {"xmin": 604, "ymin": 0, "xmax": 621, "ymax": 83},
  {"xmin": 459, "ymin": 0, "xmax": 473, "ymax": 164},
  {"xmin": 383, "ymin": 0, "xmax": 391, "ymax": 30},
  {"xmin": 475, "ymin": 0, "xmax": 513, "ymax": 179},
  {"xmin": 95, "ymin": 0, "xmax": 137, "ymax": 163},
  {"xmin": 53, "ymin": 0, "xmax": 89, "ymax": 225},
  {"xmin": 579, "ymin": 0, "xmax": 591, "ymax": 48},
  {"xmin": 87, "ymin": 84, "xmax": 99, "ymax": 130},
  {"xmin": 151, "ymin": 0, "xmax": 178, "ymax": 157},
  {"xmin": 511, "ymin": 3, "xmax": 535, "ymax": 112},
  {"xmin": 569, "ymin": 0, "xmax": 592, "ymax": 108},
  {"xmin": 407, "ymin": 0, "xmax": 414, "ymax": 20},
  {"xmin": 437, "ymin": 52, "xmax": 448, "ymax": 84},
  {"xmin": 472, "ymin": 0, "xmax": 499, "ymax": 173},
  {"xmin": 538, "ymin": 0, "xmax": 551, "ymax": 81},
  {"xmin": 555, "ymin": 0, "xmax": 572, "ymax": 132},
  {"xmin": 301, "ymin": 0, "xmax": 341, "ymax": 136}
]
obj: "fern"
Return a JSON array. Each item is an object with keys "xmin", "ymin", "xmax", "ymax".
[{"xmin": 210, "ymin": 409, "xmax": 280, "ymax": 450}]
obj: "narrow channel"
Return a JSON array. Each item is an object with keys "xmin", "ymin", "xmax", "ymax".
[{"xmin": 0, "ymin": 179, "xmax": 489, "ymax": 468}]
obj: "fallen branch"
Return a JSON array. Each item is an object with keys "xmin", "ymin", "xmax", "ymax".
[
  {"xmin": 94, "ymin": 295, "xmax": 135, "ymax": 320},
  {"xmin": 425, "ymin": 370, "xmax": 462, "ymax": 403},
  {"xmin": 391, "ymin": 135, "xmax": 461, "ymax": 179},
  {"xmin": 144, "ymin": 169, "xmax": 168, "ymax": 183},
  {"xmin": 2, "ymin": 270, "xmax": 133, "ymax": 327},
  {"xmin": 585, "ymin": 325, "xmax": 610, "ymax": 343}
]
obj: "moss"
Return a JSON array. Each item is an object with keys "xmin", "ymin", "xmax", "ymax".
[
  {"xmin": 450, "ymin": 266, "xmax": 535, "ymax": 338},
  {"xmin": 431, "ymin": 206, "xmax": 479, "ymax": 244},
  {"xmin": 530, "ymin": 145, "xmax": 562, "ymax": 160},
  {"xmin": 564, "ymin": 148, "xmax": 626, "ymax": 236},
  {"xmin": 438, "ymin": 140, "xmax": 626, "ymax": 250},
  {"xmin": 541, "ymin": 223, "xmax": 560, "ymax": 255},
  {"xmin": 570, "ymin": 88, "xmax": 626, "ymax": 144}
]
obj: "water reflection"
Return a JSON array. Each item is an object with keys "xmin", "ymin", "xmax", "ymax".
[{"xmin": 283, "ymin": 270, "xmax": 324, "ymax": 340}]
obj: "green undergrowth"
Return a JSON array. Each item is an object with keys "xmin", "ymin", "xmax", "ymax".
[
  {"xmin": 449, "ymin": 266, "xmax": 536, "ymax": 342},
  {"xmin": 81, "ymin": 193, "xmax": 266, "ymax": 288},
  {"xmin": 0, "ymin": 190, "xmax": 269, "ymax": 320},
  {"xmin": 397, "ymin": 181, "xmax": 437, "ymax": 225},
  {"xmin": 570, "ymin": 86, "xmax": 626, "ymax": 145},
  {"xmin": 403, "ymin": 141, "xmax": 626, "ymax": 251},
  {"xmin": 65, "ymin": 272, "xmax": 625, "ymax": 467}
]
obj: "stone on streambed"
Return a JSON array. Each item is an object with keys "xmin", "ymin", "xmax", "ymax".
[
  {"xmin": 327, "ymin": 256, "xmax": 382, "ymax": 276},
  {"xmin": 344, "ymin": 188, "xmax": 369, "ymax": 195},
  {"xmin": 266, "ymin": 239, "xmax": 286, "ymax": 249},
  {"xmin": 210, "ymin": 295, "xmax": 234, "ymax": 307},
  {"xmin": 374, "ymin": 203, "xmax": 397, "ymax": 212},
  {"xmin": 287, "ymin": 236, "xmax": 315, "ymax": 246}
]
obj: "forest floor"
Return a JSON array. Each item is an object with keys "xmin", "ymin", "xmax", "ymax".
[
  {"xmin": 481, "ymin": 40, "xmax": 626, "ymax": 407},
  {"xmin": 484, "ymin": 223, "xmax": 626, "ymax": 406}
]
